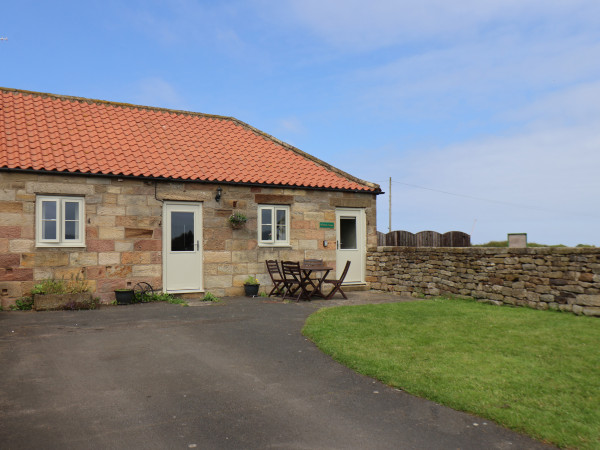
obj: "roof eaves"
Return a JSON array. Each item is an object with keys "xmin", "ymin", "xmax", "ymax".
[{"xmin": 0, "ymin": 167, "xmax": 381, "ymax": 194}]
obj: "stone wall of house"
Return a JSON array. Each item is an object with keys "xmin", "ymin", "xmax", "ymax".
[
  {"xmin": 0, "ymin": 171, "xmax": 377, "ymax": 306},
  {"xmin": 367, "ymin": 246, "xmax": 600, "ymax": 316}
]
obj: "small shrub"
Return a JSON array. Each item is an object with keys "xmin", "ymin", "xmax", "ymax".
[
  {"xmin": 244, "ymin": 276, "xmax": 259, "ymax": 285},
  {"xmin": 30, "ymin": 276, "xmax": 90, "ymax": 296},
  {"xmin": 15, "ymin": 296, "xmax": 34, "ymax": 310},
  {"xmin": 132, "ymin": 291, "xmax": 188, "ymax": 306},
  {"xmin": 259, "ymin": 291, "xmax": 268, "ymax": 297},
  {"xmin": 31, "ymin": 279, "xmax": 67, "ymax": 295},
  {"xmin": 201, "ymin": 292, "xmax": 220, "ymax": 302}
]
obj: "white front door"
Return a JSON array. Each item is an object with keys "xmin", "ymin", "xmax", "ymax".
[
  {"xmin": 335, "ymin": 208, "xmax": 365, "ymax": 284},
  {"xmin": 163, "ymin": 202, "xmax": 203, "ymax": 292}
]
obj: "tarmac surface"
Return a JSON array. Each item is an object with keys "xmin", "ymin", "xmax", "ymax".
[{"xmin": 0, "ymin": 291, "xmax": 554, "ymax": 449}]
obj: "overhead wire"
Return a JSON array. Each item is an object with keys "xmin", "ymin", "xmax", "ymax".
[{"xmin": 371, "ymin": 179, "xmax": 598, "ymax": 218}]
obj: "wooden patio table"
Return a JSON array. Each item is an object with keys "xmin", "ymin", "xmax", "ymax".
[{"xmin": 299, "ymin": 262, "xmax": 333, "ymax": 300}]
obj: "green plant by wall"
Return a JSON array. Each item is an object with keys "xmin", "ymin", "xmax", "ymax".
[
  {"xmin": 244, "ymin": 276, "xmax": 259, "ymax": 285},
  {"xmin": 30, "ymin": 276, "xmax": 90, "ymax": 295},
  {"xmin": 14, "ymin": 296, "xmax": 34, "ymax": 310},
  {"xmin": 131, "ymin": 291, "xmax": 188, "ymax": 306},
  {"xmin": 201, "ymin": 292, "xmax": 220, "ymax": 302}
]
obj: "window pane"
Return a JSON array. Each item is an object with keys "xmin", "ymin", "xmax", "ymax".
[
  {"xmin": 171, "ymin": 212, "xmax": 195, "ymax": 252},
  {"xmin": 64, "ymin": 221, "xmax": 78, "ymax": 240},
  {"xmin": 42, "ymin": 201, "xmax": 56, "ymax": 220},
  {"xmin": 261, "ymin": 225, "xmax": 272, "ymax": 241},
  {"xmin": 276, "ymin": 209, "xmax": 286, "ymax": 241},
  {"xmin": 340, "ymin": 217, "xmax": 357, "ymax": 249},
  {"xmin": 64, "ymin": 201, "xmax": 79, "ymax": 220},
  {"xmin": 43, "ymin": 220, "xmax": 57, "ymax": 240},
  {"xmin": 261, "ymin": 208, "xmax": 272, "ymax": 241}
]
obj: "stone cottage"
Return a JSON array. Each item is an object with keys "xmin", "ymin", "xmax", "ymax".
[{"xmin": 0, "ymin": 87, "xmax": 381, "ymax": 305}]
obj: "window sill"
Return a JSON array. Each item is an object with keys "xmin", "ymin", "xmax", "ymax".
[
  {"xmin": 258, "ymin": 243, "xmax": 292, "ymax": 248},
  {"xmin": 35, "ymin": 243, "xmax": 86, "ymax": 248}
]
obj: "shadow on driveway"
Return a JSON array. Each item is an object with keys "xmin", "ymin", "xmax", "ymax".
[{"xmin": 0, "ymin": 292, "xmax": 553, "ymax": 449}]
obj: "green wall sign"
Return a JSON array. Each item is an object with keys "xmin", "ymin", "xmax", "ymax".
[{"xmin": 319, "ymin": 222, "xmax": 334, "ymax": 228}]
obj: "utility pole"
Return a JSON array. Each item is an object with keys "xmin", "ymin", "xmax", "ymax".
[{"xmin": 388, "ymin": 177, "xmax": 392, "ymax": 233}]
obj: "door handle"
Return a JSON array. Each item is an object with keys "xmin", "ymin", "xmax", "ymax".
[{"xmin": 196, "ymin": 241, "xmax": 199, "ymax": 251}]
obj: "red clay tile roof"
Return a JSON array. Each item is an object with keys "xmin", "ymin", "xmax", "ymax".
[{"xmin": 0, "ymin": 88, "xmax": 380, "ymax": 192}]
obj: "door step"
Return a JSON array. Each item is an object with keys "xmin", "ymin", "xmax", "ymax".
[{"xmin": 341, "ymin": 284, "xmax": 370, "ymax": 292}]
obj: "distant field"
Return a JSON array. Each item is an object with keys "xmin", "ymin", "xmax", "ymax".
[{"xmin": 473, "ymin": 240, "xmax": 595, "ymax": 248}]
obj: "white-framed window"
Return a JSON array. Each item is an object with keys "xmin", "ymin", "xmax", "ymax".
[
  {"xmin": 36, "ymin": 196, "xmax": 85, "ymax": 247},
  {"xmin": 258, "ymin": 205, "xmax": 290, "ymax": 247}
]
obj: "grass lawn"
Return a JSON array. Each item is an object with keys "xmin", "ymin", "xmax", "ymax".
[{"xmin": 302, "ymin": 298, "xmax": 600, "ymax": 449}]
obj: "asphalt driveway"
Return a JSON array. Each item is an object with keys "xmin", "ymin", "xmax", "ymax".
[{"xmin": 0, "ymin": 293, "xmax": 553, "ymax": 449}]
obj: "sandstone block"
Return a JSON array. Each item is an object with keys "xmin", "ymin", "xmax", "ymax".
[
  {"xmin": 0, "ymin": 253, "xmax": 21, "ymax": 268},
  {"xmin": 115, "ymin": 240, "xmax": 134, "ymax": 252},
  {"xmin": 132, "ymin": 264, "xmax": 161, "ymax": 278},
  {"xmin": 0, "ymin": 268, "xmax": 33, "ymax": 281},
  {"xmin": 106, "ymin": 265, "xmax": 133, "ymax": 279},
  {"xmin": 204, "ymin": 251, "xmax": 231, "ymax": 263},
  {"xmin": 98, "ymin": 252, "xmax": 121, "ymax": 265},
  {"xmin": 205, "ymin": 275, "xmax": 233, "ymax": 289},
  {"xmin": 70, "ymin": 252, "xmax": 98, "ymax": 266},
  {"xmin": 0, "ymin": 226, "xmax": 21, "ymax": 238},
  {"xmin": 118, "ymin": 194, "xmax": 148, "ymax": 206},
  {"xmin": 97, "ymin": 223, "xmax": 124, "ymax": 239},
  {"xmin": 87, "ymin": 239, "xmax": 115, "ymax": 252},
  {"xmin": 97, "ymin": 205, "xmax": 126, "ymax": 216},
  {"xmin": 134, "ymin": 239, "xmax": 161, "ymax": 251},
  {"xmin": 0, "ymin": 213, "xmax": 27, "ymax": 226},
  {"xmin": 89, "ymin": 215, "xmax": 116, "ymax": 227},
  {"xmin": 0, "ymin": 201, "xmax": 23, "ymax": 213},
  {"xmin": 27, "ymin": 182, "xmax": 94, "ymax": 195},
  {"xmin": 21, "ymin": 252, "xmax": 69, "ymax": 268}
]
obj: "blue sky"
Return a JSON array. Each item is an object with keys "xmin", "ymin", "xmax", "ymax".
[{"xmin": 2, "ymin": 0, "xmax": 600, "ymax": 245}]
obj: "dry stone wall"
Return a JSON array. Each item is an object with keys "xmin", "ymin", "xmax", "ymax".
[{"xmin": 367, "ymin": 246, "xmax": 600, "ymax": 316}]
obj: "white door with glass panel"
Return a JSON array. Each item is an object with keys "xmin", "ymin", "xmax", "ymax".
[
  {"xmin": 163, "ymin": 202, "xmax": 203, "ymax": 292},
  {"xmin": 335, "ymin": 208, "xmax": 365, "ymax": 284}
]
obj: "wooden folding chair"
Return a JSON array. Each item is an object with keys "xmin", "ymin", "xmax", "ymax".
[
  {"xmin": 281, "ymin": 261, "xmax": 310, "ymax": 301},
  {"xmin": 265, "ymin": 260, "xmax": 285, "ymax": 297},
  {"xmin": 323, "ymin": 260, "xmax": 351, "ymax": 299}
]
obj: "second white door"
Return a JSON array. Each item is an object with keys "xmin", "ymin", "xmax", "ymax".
[{"xmin": 335, "ymin": 208, "xmax": 365, "ymax": 284}]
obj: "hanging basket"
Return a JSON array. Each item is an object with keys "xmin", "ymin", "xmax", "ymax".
[{"xmin": 229, "ymin": 212, "xmax": 247, "ymax": 229}]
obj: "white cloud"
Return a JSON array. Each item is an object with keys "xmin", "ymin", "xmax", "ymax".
[
  {"xmin": 132, "ymin": 78, "xmax": 189, "ymax": 110},
  {"xmin": 278, "ymin": 0, "xmax": 600, "ymax": 50},
  {"xmin": 278, "ymin": 117, "xmax": 306, "ymax": 134}
]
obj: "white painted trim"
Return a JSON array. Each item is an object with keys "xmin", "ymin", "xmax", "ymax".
[{"xmin": 335, "ymin": 207, "xmax": 366, "ymax": 284}]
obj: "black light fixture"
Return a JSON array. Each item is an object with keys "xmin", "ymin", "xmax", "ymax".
[{"xmin": 215, "ymin": 186, "xmax": 222, "ymax": 202}]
